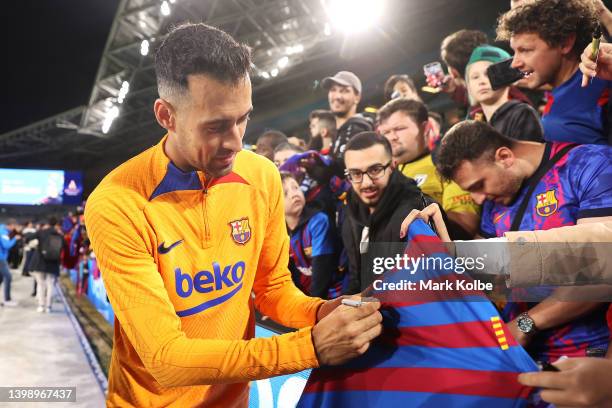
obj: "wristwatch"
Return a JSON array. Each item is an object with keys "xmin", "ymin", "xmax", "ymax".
[{"xmin": 516, "ymin": 312, "xmax": 538, "ymax": 334}]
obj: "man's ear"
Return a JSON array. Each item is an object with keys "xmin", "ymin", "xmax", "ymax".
[
  {"xmin": 560, "ymin": 33, "xmax": 577, "ymax": 56},
  {"xmin": 154, "ymin": 98, "xmax": 177, "ymax": 132},
  {"xmin": 494, "ymin": 146, "xmax": 515, "ymax": 168}
]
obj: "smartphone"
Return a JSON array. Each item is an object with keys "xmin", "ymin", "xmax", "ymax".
[
  {"xmin": 423, "ymin": 62, "xmax": 446, "ymax": 88},
  {"xmin": 487, "ymin": 58, "xmax": 524, "ymax": 90}
]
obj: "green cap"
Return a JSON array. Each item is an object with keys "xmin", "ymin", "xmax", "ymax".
[{"xmin": 466, "ymin": 45, "xmax": 511, "ymax": 78}]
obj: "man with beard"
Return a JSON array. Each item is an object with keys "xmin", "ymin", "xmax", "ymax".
[
  {"xmin": 321, "ymin": 71, "xmax": 373, "ymax": 162},
  {"xmin": 308, "ymin": 109, "xmax": 336, "ymax": 154},
  {"xmin": 378, "ymin": 98, "xmax": 480, "ymax": 238},
  {"xmin": 85, "ymin": 23, "xmax": 382, "ymax": 407},
  {"xmin": 341, "ymin": 131, "xmax": 432, "ymax": 294},
  {"xmin": 436, "ymin": 120, "xmax": 612, "ymax": 364}
]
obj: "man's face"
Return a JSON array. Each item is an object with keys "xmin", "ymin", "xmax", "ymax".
[
  {"xmin": 466, "ymin": 61, "xmax": 508, "ymax": 105},
  {"xmin": 452, "ymin": 154, "xmax": 523, "ymax": 206},
  {"xmin": 328, "ymin": 83, "xmax": 359, "ymax": 117},
  {"xmin": 378, "ymin": 111, "xmax": 427, "ymax": 165},
  {"xmin": 167, "ymin": 74, "xmax": 252, "ymax": 177},
  {"xmin": 344, "ymin": 144, "xmax": 393, "ymax": 209},
  {"xmin": 256, "ymin": 136, "xmax": 274, "ymax": 161},
  {"xmin": 510, "ymin": 33, "xmax": 563, "ymax": 89},
  {"xmin": 274, "ymin": 149, "xmax": 297, "ymax": 168},
  {"xmin": 309, "ymin": 117, "xmax": 322, "ymax": 139},
  {"xmin": 393, "ymin": 81, "xmax": 421, "ymax": 102},
  {"xmin": 283, "ymin": 177, "xmax": 305, "ymax": 216}
]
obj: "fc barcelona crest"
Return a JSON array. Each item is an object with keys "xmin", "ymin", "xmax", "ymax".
[
  {"xmin": 535, "ymin": 190, "xmax": 558, "ymax": 217},
  {"xmin": 229, "ymin": 217, "xmax": 251, "ymax": 245}
]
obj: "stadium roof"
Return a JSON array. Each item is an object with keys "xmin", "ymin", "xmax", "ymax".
[{"xmin": 0, "ymin": 0, "xmax": 506, "ymax": 176}]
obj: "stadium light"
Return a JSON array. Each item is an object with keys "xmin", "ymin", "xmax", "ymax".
[
  {"xmin": 285, "ymin": 44, "xmax": 304, "ymax": 55},
  {"xmin": 261, "ymin": 71, "xmax": 270, "ymax": 79},
  {"xmin": 160, "ymin": 1, "xmax": 171, "ymax": 16},
  {"xmin": 325, "ymin": 0, "xmax": 385, "ymax": 34},
  {"xmin": 102, "ymin": 105, "xmax": 120, "ymax": 134},
  {"xmin": 140, "ymin": 39, "xmax": 149, "ymax": 56},
  {"xmin": 277, "ymin": 56, "xmax": 289, "ymax": 68},
  {"xmin": 117, "ymin": 81, "xmax": 130, "ymax": 104},
  {"xmin": 270, "ymin": 68, "xmax": 279, "ymax": 77}
]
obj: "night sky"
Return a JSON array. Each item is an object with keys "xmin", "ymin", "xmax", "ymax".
[{"xmin": 2, "ymin": 0, "xmax": 120, "ymax": 134}]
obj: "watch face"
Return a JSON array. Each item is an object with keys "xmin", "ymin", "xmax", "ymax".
[{"xmin": 518, "ymin": 316, "xmax": 534, "ymax": 333}]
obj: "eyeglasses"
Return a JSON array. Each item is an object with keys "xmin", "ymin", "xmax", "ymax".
[{"xmin": 344, "ymin": 161, "xmax": 392, "ymax": 183}]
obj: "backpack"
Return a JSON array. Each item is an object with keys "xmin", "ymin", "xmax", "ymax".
[{"xmin": 41, "ymin": 234, "xmax": 63, "ymax": 261}]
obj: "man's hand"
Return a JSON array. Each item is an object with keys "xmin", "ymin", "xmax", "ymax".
[
  {"xmin": 312, "ymin": 300, "xmax": 383, "ymax": 366},
  {"xmin": 316, "ymin": 296, "xmax": 350, "ymax": 321},
  {"xmin": 399, "ymin": 203, "xmax": 451, "ymax": 242},
  {"xmin": 580, "ymin": 42, "xmax": 612, "ymax": 86},
  {"xmin": 518, "ymin": 358, "xmax": 612, "ymax": 407}
]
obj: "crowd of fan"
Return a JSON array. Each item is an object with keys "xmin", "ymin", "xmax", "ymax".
[
  {"xmin": 248, "ymin": 0, "xmax": 612, "ymax": 378},
  {"xmin": 0, "ymin": 208, "xmax": 91, "ymax": 313},
  {"xmin": 1, "ymin": 0, "xmax": 612, "ymax": 405}
]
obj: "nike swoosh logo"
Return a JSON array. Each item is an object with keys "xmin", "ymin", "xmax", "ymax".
[{"xmin": 158, "ymin": 240, "xmax": 183, "ymax": 255}]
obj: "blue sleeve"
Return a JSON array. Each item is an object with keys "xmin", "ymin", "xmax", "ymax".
[
  {"xmin": 307, "ymin": 212, "xmax": 336, "ymax": 257},
  {"xmin": 479, "ymin": 201, "xmax": 497, "ymax": 238},
  {"xmin": 570, "ymin": 146, "xmax": 612, "ymax": 219},
  {"xmin": 0, "ymin": 234, "xmax": 16, "ymax": 250}
]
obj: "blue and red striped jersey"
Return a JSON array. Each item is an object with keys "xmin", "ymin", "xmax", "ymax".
[{"xmin": 298, "ymin": 219, "xmax": 538, "ymax": 407}]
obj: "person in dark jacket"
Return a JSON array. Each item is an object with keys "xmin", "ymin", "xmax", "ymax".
[
  {"xmin": 341, "ymin": 132, "xmax": 434, "ymax": 294},
  {"xmin": 30, "ymin": 217, "xmax": 63, "ymax": 313},
  {"xmin": 466, "ymin": 45, "xmax": 544, "ymax": 142},
  {"xmin": 321, "ymin": 71, "xmax": 374, "ymax": 161}
]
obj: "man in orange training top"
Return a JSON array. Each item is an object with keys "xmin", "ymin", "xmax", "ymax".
[{"xmin": 85, "ymin": 23, "xmax": 382, "ymax": 407}]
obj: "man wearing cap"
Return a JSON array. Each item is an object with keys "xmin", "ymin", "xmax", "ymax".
[
  {"xmin": 465, "ymin": 45, "xmax": 543, "ymax": 142},
  {"xmin": 321, "ymin": 71, "xmax": 373, "ymax": 161}
]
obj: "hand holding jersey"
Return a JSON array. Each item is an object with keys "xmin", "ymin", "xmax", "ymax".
[{"xmin": 86, "ymin": 23, "xmax": 383, "ymax": 407}]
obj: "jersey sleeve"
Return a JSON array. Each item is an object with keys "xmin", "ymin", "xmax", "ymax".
[
  {"xmin": 307, "ymin": 212, "xmax": 336, "ymax": 257},
  {"xmin": 251, "ymin": 168, "xmax": 326, "ymax": 327},
  {"xmin": 571, "ymin": 146, "xmax": 612, "ymax": 219},
  {"xmin": 442, "ymin": 181, "xmax": 481, "ymax": 215},
  {"xmin": 85, "ymin": 185, "xmax": 320, "ymax": 388},
  {"xmin": 479, "ymin": 201, "xmax": 498, "ymax": 238}
]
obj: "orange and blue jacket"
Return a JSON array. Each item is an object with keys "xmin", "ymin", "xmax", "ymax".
[{"xmin": 85, "ymin": 136, "xmax": 324, "ymax": 407}]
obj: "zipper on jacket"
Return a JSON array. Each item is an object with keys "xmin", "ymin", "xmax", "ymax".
[{"xmin": 200, "ymin": 174, "xmax": 212, "ymax": 249}]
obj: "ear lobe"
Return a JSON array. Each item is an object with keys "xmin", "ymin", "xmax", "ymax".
[{"xmin": 154, "ymin": 99, "xmax": 176, "ymax": 132}]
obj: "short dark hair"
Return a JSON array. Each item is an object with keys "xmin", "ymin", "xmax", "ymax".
[
  {"xmin": 309, "ymin": 109, "xmax": 337, "ymax": 135},
  {"xmin": 377, "ymin": 98, "xmax": 429, "ymax": 127},
  {"xmin": 383, "ymin": 74, "xmax": 417, "ymax": 100},
  {"xmin": 344, "ymin": 131, "xmax": 393, "ymax": 159},
  {"xmin": 258, "ymin": 130, "xmax": 288, "ymax": 147},
  {"xmin": 155, "ymin": 23, "xmax": 252, "ymax": 100},
  {"xmin": 274, "ymin": 142, "xmax": 304, "ymax": 155},
  {"xmin": 48, "ymin": 216, "xmax": 58, "ymax": 227},
  {"xmin": 497, "ymin": 0, "xmax": 598, "ymax": 58},
  {"xmin": 280, "ymin": 171, "xmax": 299, "ymax": 184},
  {"xmin": 441, "ymin": 30, "xmax": 488, "ymax": 77},
  {"xmin": 436, "ymin": 121, "xmax": 515, "ymax": 181}
]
